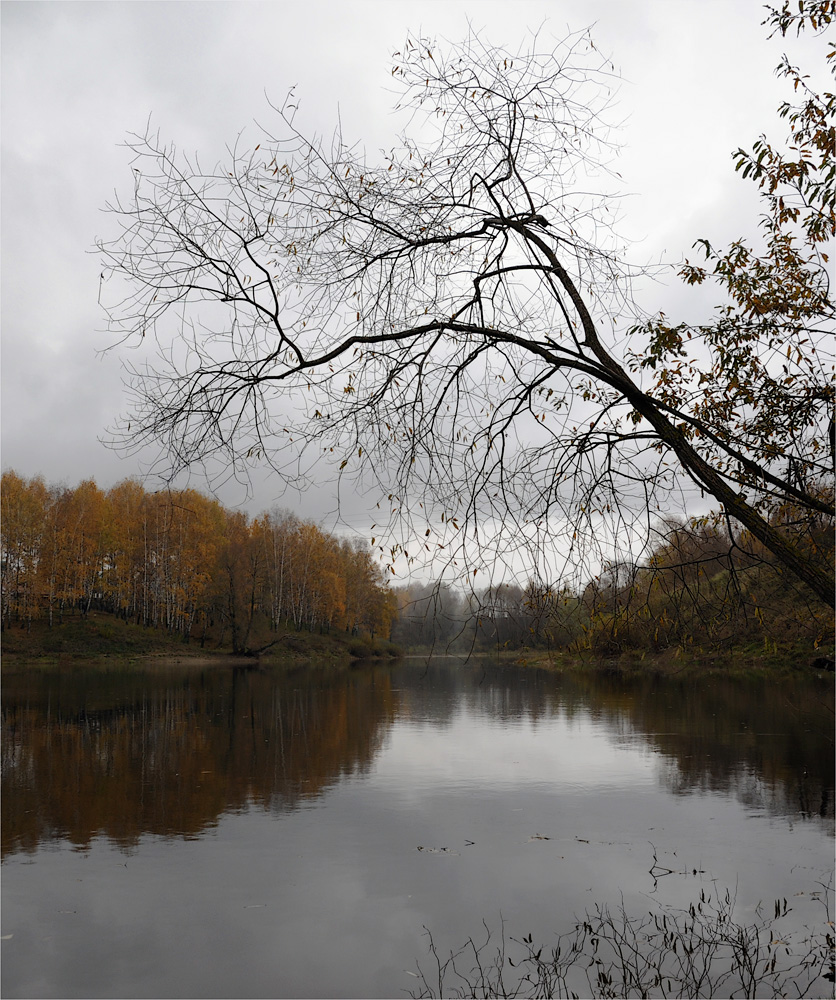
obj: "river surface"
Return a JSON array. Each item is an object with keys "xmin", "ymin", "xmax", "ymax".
[{"xmin": 1, "ymin": 657, "xmax": 833, "ymax": 998}]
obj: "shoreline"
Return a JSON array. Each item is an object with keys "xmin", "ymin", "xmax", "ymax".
[{"xmin": 2, "ymin": 612, "xmax": 831, "ymax": 676}]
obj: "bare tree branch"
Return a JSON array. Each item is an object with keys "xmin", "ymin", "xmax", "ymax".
[{"xmin": 98, "ymin": 23, "xmax": 835, "ymax": 607}]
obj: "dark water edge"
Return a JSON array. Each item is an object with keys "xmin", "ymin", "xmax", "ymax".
[{"xmin": 1, "ymin": 657, "xmax": 833, "ymax": 998}]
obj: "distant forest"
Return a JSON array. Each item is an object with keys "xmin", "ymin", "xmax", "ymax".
[
  {"xmin": 1, "ymin": 471, "xmax": 396, "ymax": 652},
  {"xmin": 391, "ymin": 511, "xmax": 833, "ymax": 658},
  {"xmin": 2, "ymin": 471, "xmax": 831, "ymax": 660}
]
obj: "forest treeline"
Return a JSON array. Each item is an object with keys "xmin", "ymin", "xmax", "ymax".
[
  {"xmin": 3, "ymin": 470, "xmax": 832, "ymax": 661},
  {"xmin": 1, "ymin": 471, "xmax": 396, "ymax": 652},
  {"xmin": 393, "ymin": 509, "xmax": 834, "ymax": 660}
]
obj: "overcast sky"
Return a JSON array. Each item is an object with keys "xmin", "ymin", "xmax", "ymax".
[{"xmin": 1, "ymin": 1, "xmax": 824, "ymax": 545}]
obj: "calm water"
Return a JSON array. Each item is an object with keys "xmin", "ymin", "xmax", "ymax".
[{"xmin": 1, "ymin": 657, "xmax": 833, "ymax": 998}]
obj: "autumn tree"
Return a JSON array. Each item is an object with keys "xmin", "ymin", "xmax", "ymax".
[
  {"xmin": 341, "ymin": 538, "xmax": 393, "ymax": 636},
  {"xmin": 634, "ymin": 0, "xmax": 835, "ymax": 586},
  {"xmin": 259, "ymin": 509, "xmax": 299, "ymax": 631},
  {"xmin": 212, "ymin": 509, "xmax": 263, "ymax": 653},
  {"xmin": 98, "ymin": 4, "xmax": 834, "ymax": 610},
  {"xmin": 1, "ymin": 471, "xmax": 48, "ymax": 629},
  {"xmin": 159, "ymin": 489, "xmax": 226, "ymax": 637},
  {"xmin": 102, "ymin": 478, "xmax": 148, "ymax": 622},
  {"xmin": 293, "ymin": 522, "xmax": 339, "ymax": 631},
  {"xmin": 1, "ymin": 472, "xmax": 394, "ymax": 645},
  {"xmin": 46, "ymin": 479, "xmax": 108, "ymax": 619}
]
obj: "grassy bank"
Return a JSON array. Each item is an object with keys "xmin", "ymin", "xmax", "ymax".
[
  {"xmin": 1, "ymin": 611, "xmax": 400, "ymax": 665},
  {"xmin": 2, "ymin": 614, "xmax": 829, "ymax": 676},
  {"xmin": 396, "ymin": 641, "xmax": 833, "ymax": 675},
  {"xmin": 513, "ymin": 641, "xmax": 835, "ymax": 677}
]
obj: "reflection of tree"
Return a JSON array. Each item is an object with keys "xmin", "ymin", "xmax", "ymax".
[
  {"xmin": 562, "ymin": 671, "xmax": 834, "ymax": 827},
  {"xmin": 396, "ymin": 661, "xmax": 834, "ymax": 828},
  {"xmin": 2, "ymin": 662, "xmax": 831, "ymax": 860},
  {"xmin": 628, "ymin": 674, "xmax": 835, "ymax": 824},
  {"xmin": 1, "ymin": 664, "xmax": 398, "ymax": 858}
]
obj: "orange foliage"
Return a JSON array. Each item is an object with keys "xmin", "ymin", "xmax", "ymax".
[{"xmin": 0, "ymin": 472, "xmax": 394, "ymax": 645}]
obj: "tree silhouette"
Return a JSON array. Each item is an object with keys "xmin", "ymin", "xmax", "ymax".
[{"xmin": 99, "ymin": 8, "xmax": 834, "ymax": 606}]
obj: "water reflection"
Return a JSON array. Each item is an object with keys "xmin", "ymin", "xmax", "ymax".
[
  {"xmin": 2, "ymin": 662, "xmax": 399, "ymax": 857},
  {"xmin": 554, "ymin": 669, "xmax": 835, "ymax": 823},
  {"xmin": 1, "ymin": 659, "xmax": 832, "ymax": 861},
  {"xmin": 395, "ymin": 660, "xmax": 834, "ymax": 827}
]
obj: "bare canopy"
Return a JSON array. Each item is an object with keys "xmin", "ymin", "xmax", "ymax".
[{"xmin": 99, "ymin": 20, "xmax": 835, "ymax": 606}]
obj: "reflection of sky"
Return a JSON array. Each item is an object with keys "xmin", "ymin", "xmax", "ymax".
[
  {"xmin": 4, "ymin": 768, "xmax": 831, "ymax": 999},
  {"xmin": 3, "ymin": 689, "xmax": 832, "ymax": 999},
  {"xmin": 376, "ymin": 710, "xmax": 657, "ymax": 795}
]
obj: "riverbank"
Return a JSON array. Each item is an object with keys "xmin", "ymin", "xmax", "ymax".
[
  {"xmin": 513, "ymin": 642, "xmax": 835, "ymax": 677},
  {"xmin": 0, "ymin": 611, "xmax": 400, "ymax": 665},
  {"xmin": 386, "ymin": 644, "xmax": 835, "ymax": 677},
  {"xmin": 3, "ymin": 614, "xmax": 830, "ymax": 676}
]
